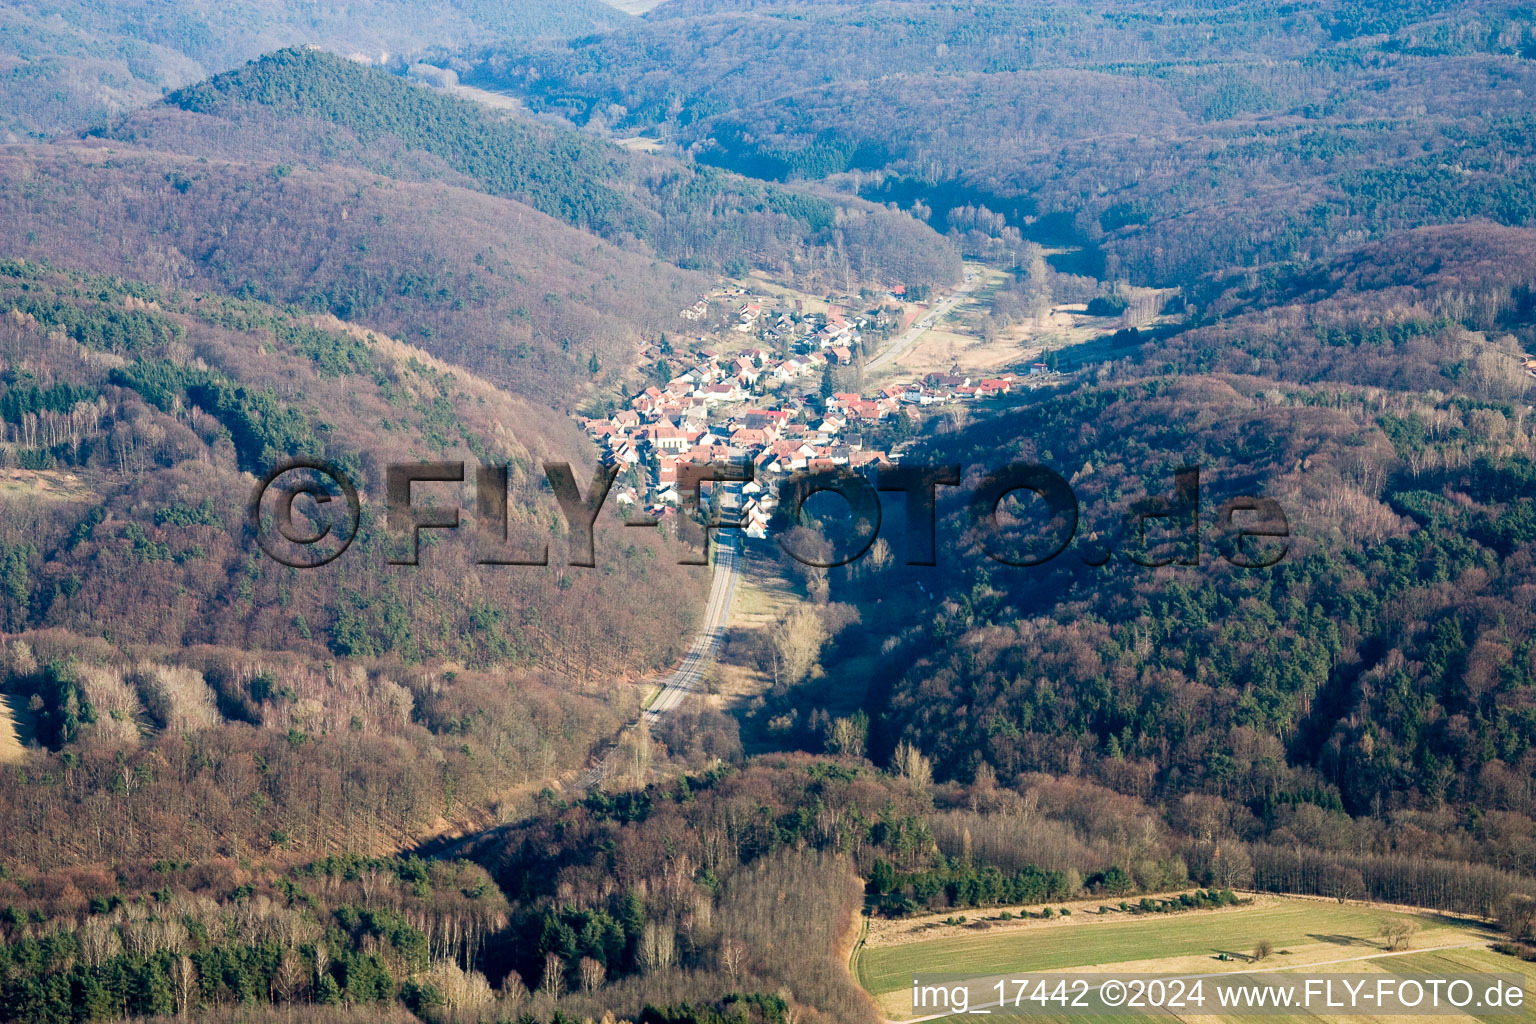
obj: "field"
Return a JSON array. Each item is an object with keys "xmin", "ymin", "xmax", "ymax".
[{"xmin": 855, "ymin": 894, "xmax": 1536, "ymax": 1023}]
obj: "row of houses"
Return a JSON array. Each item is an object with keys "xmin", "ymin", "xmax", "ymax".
[
  {"xmin": 677, "ymin": 296, "xmax": 869, "ymax": 355},
  {"xmin": 583, "ymin": 286, "xmax": 1063, "ymax": 534}
]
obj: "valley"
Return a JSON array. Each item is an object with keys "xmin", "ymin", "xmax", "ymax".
[{"xmin": 2, "ymin": 2, "xmax": 1536, "ymax": 1023}]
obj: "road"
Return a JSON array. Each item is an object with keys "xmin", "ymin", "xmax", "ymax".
[
  {"xmin": 864, "ymin": 269, "xmax": 982, "ymax": 375},
  {"xmin": 577, "ymin": 530, "xmax": 741, "ymax": 788},
  {"xmin": 415, "ymin": 529, "xmax": 742, "ymax": 860}
]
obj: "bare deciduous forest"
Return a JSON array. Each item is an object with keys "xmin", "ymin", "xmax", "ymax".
[{"xmin": 2, "ymin": 1, "xmax": 1536, "ymax": 1022}]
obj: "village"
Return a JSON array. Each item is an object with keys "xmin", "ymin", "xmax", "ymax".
[{"xmin": 579, "ymin": 280, "xmax": 1070, "ymax": 538}]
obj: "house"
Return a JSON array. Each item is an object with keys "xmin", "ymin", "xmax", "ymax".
[
  {"xmin": 648, "ymin": 422, "xmax": 690, "ymax": 451},
  {"xmin": 828, "ymin": 345, "xmax": 854, "ymax": 365},
  {"xmin": 732, "ymin": 357, "xmax": 761, "ymax": 385},
  {"xmin": 741, "ymin": 408, "xmax": 792, "ymax": 431},
  {"xmin": 978, "ymin": 378, "xmax": 1013, "ymax": 397},
  {"xmin": 814, "ymin": 415, "xmax": 845, "ymax": 436},
  {"xmin": 820, "ymin": 446, "xmax": 853, "ymax": 465},
  {"xmin": 741, "ymin": 499, "xmax": 772, "ymax": 539},
  {"xmin": 774, "ymin": 359, "xmax": 807, "ymax": 381},
  {"xmin": 703, "ymin": 381, "xmax": 746, "ymax": 405},
  {"xmin": 850, "ymin": 450, "xmax": 892, "ymax": 469},
  {"xmin": 761, "ymin": 440, "xmax": 816, "ymax": 472}
]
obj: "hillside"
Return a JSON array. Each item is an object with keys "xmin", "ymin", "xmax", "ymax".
[
  {"xmin": 753, "ymin": 222, "xmax": 1536, "ymax": 879},
  {"xmin": 95, "ymin": 49, "xmax": 961, "ymax": 292},
  {"xmin": 0, "ymin": 48, "xmax": 959, "ymax": 405},
  {"xmin": 0, "ymin": 259, "xmax": 711, "ymax": 868},
  {"xmin": 0, "ymin": 0, "xmax": 628, "ymax": 138},
  {"xmin": 0, "ymin": 142, "xmax": 701, "ymax": 406},
  {"xmin": 6, "ymin": 3, "xmax": 1536, "ymax": 1024},
  {"xmin": 463, "ymin": 0, "xmax": 1536, "ymax": 283},
  {"xmin": 0, "ymin": 259, "xmax": 703, "ymax": 675}
]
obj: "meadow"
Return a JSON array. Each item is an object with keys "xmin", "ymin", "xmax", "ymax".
[{"xmin": 856, "ymin": 895, "xmax": 1536, "ymax": 1023}]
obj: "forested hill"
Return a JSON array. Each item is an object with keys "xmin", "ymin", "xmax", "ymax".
[
  {"xmin": 0, "ymin": 259, "xmax": 703, "ymax": 674},
  {"xmin": 767, "ymin": 222, "xmax": 1536, "ymax": 878},
  {"xmin": 462, "ymin": 0, "xmax": 1536, "ymax": 285},
  {"xmin": 94, "ymin": 48, "xmax": 960, "ymax": 291},
  {"xmin": 156, "ymin": 47, "xmax": 640, "ymax": 241},
  {"xmin": 0, "ymin": 0, "xmax": 628, "ymax": 138},
  {"xmin": 0, "ymin": 257, "xmax": 711, "ymax": 877},
  {"xmin": 0, "ymin": 143, "xmax": 700, "ymax": 406}
]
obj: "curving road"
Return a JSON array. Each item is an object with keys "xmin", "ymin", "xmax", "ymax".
[{"xmin": 578, "ymin": 531, "xmax": 740, "ymax": 788}]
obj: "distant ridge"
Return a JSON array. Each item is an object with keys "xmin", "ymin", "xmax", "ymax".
[
  {"xmin": 601, "ymin": 0, "xmax": 670, "ymax": 12},
  {"xmin": 99, "ymin": 47, "xmax": 961, "ymax": 288},
  {"xmin": 0, "ymin": 0, "xmax": 630, "ymax": 136}
]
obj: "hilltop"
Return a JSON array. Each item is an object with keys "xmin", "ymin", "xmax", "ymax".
[
  {"xmin": 0, "ymin": 48, "xmax": 957, "ymax": 404},
  {"xmin": 0, "ymin": 0, "xmax": 628, "ymax": 137}
]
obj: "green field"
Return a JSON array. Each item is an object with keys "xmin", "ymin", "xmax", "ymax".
[{"xmin": 855, "ymin": 897, "xmax": 1536, "ymax": 1023}]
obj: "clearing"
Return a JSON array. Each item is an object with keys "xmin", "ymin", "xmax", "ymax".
[
  {"xmin": 854, "ymin": 892, "xmax": 1535, "ymax": 1023},
  {"xmin": 0, "ymin": 694, "xmax": 25, "ymax": 764},
  {"xmin": 0, "ymin": 468, "xmax": 95, "ymax": 502}
]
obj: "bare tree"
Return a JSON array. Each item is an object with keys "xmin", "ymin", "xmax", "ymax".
[
  {"xmin": 1379, "ymin": 919, "xmax": 1420, "ymax": 952},
  {"xmin": 579, "ymin": 955, "xmax": 606, "ymax": 992},
  {"xmin": 541, "ymin": 951, "xmax": 565, "ymax": 998},
  {"xmin": 171, "ymin": 955, "xmax": 197, "ymax": 1016},
  {"xmin": 825, "ymin": 715, "xmax": 867, "ymax": 758},
  {"xmin": 719, "ymin": 937, "xmax": 746, "ymax": 986},
  {"xmin": 772, "ymin": 608, "xmax": 828, "ymax": 689},
  {"xmin": 1322, "ymin": 865, "xmax": 1366, "ymax": 904},
  {"xmin": 891, "ymin": 740, "xmax": 933, "ymax": 790}
]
